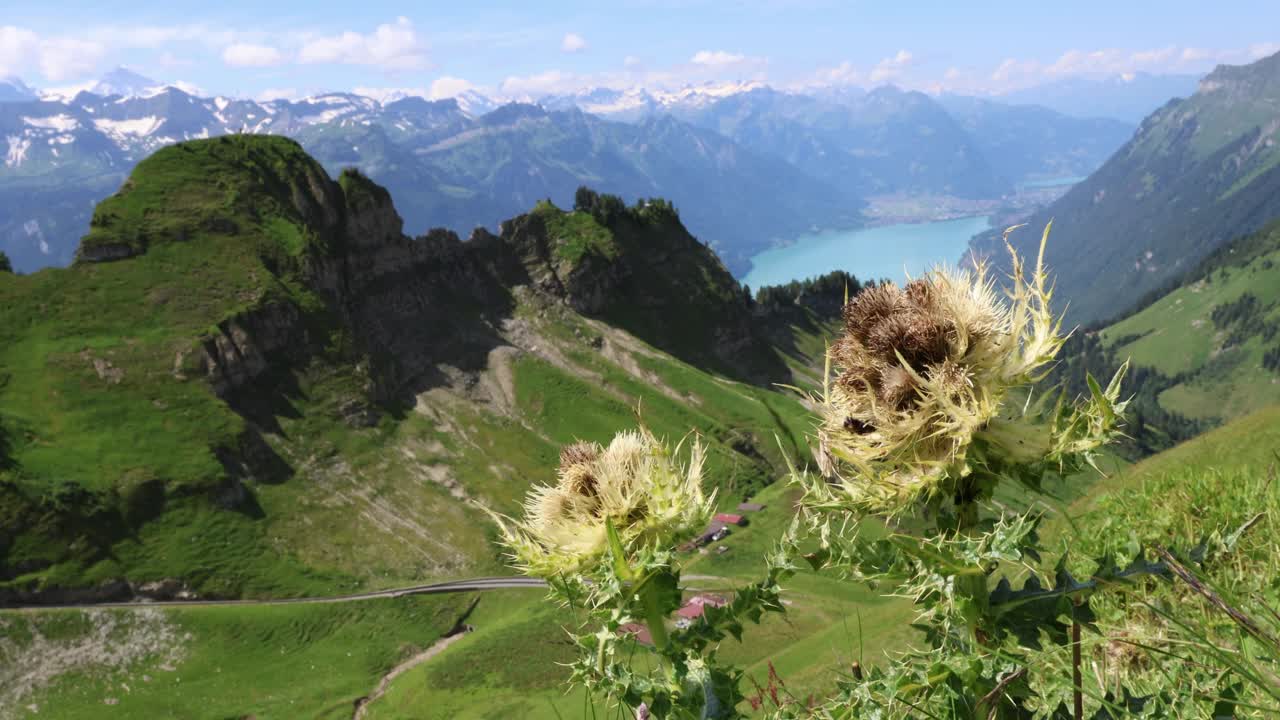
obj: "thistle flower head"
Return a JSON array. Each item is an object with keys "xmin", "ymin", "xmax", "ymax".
[
  {"xmin": 814, "ymin": 224, "xmax": 1123, "ymax": 515},
  {"xmin": 492, "ymin": 428, "xmax": 714, "ymax": 578}
]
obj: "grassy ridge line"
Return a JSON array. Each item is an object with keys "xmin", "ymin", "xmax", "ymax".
[
  {"xmin": 1100, "ymin": 222, "xmax": 1280, "ymax": 422},
  {"xmin": 1044, "ymin": 220, "xmax": 1280, "ymax": 457},
  {"xmin": 1065, "ymin": 404, "xmax": 1280, "ymax": 518}
]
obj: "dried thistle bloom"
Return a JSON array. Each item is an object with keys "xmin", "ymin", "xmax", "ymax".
[
  {"xmin": 814, "ymin": 224, "xmax": 1125, "ymax": 515},
  {"xmin": 492, "ymin": 428, "xmax": 713, "ymax": 578}
]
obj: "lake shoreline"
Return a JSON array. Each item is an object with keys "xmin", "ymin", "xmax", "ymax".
[{"xmin": 742, "ymin": 215, "xmax": 992, "ymax": 290}]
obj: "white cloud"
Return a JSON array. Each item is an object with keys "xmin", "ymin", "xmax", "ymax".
[
  {"xmin": 1249, "ymin": 42, "xmax": 1280, "ymax": 60},
  {"xmin": 430, "ymin": 76, "xmax": 476, "ymax": 99},
  {"xmin": 561, "ymin": 33, "xmax": 587, "ymax": 53},
  {"xmin": 158, "ymin": 51, "xmax": 192, "ymax": 68},
  {"xmin": 809, "ymin": 61, "xmax": 860, "ymax": 86},
  {"xmin": 1042, "ymin": 45, "xmax": 1236, "ymax": 79},
  {"xmin": 38, "ymin": 37, "xmax": 105, "ymax": 81},
  {"xmin": 991, "ymin": 57, "xmax": 1041, "ymax": 84},
  {"xmin": 691, "ymin": 50, "xmax": 747, "ymax": 67},
  {"xmin": 624, "ymin": 55, "xmax": 642, "ymax": 69},
  {"xmin": 1, "ymin": 27, "xmax": 105, "ymax": 82},
  {"xmin": 869, "ymin": 49, "xmax": 913, "ymax": 83},
  {"xmin": 298, "ymin": 16, "xmax": 428, "ymax": 71},
  {"xmin": 222, "ymin": 43, "xmax": 285, "ymax": 67},
  {"xmin": 0, "ymin": 26, "xmax": 40, "ymax": 77},
  {"xmin": 500, "ymin": 70, "xmax": 576, "ymax": 97}
]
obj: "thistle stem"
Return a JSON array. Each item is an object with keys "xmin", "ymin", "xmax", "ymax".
[
  {"xmin": 640, "ymin": 582, "xmax": 670, "ymax": 650},
  {"xmin": 1072, "ymin": 602, "xmax": 1083, "ymax": 720}
]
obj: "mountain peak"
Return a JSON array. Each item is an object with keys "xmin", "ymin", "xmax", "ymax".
[
  {"xmin": 481, "ymin": 102, "xmax": 549, "ymax": 125},
  {"xmin": 92, "ymin": 66, "xmax": 159, "ymax": 98},
  {"xmin": 1197, "ymin": 47, "xmax": 1280, "ymax": 95},
  {"xmin": 77, "ymin": 135, "xmax": 344, "ymax": 263},
  {"xmin": 0, "ymin": 76, "xmax": 36, "ymax": 102}
]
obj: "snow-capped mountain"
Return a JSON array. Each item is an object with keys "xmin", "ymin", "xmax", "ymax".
[
  {"xmin": 91, "ymin": 67, "xmax": 162, "ymax": 98},
  {"xmin": 453, "ymin": 89, "xmax": 502, "ymax": 117},
  {"xmin": 0, "ymin": 77, "xmax": 37, "ymax": 103},
  {"xmin": 539, "ymin": 81, "xmax": 767, "ymax": 121},
  {"xmin": 1, "ymin": 69, "xmax": 1147, "ymax": 275},
  {"xmin": 0, "ymin": 79, "xmax": 860, "ymax": 276}
]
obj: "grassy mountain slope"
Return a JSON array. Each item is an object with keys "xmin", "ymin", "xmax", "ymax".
[
  {"xmin": 970, "ymin": 50, "xmax": 1280, "ymax": 326},
  {"xmin": 0, "ymin": 135, "xmax": 815, "ymax": 603},
  {"xmin": 1048, "ymin": 220, "xmax": 1280, "ymax": 455},
  {"xmin": 13, "ymin": 401, "xmax": 1265, "ymax": 720}
]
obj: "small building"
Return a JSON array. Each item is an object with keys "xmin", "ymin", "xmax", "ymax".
[
  {"xmin": 675, "ymin": 603, "xmax": 706, "ymax": 628},
  {"xmin": 617, "ymin": 622, "xmax": 653, "ymax": 646},
  {"xmin": 674, "ymin": 595, "xmax": 728, "ymax": 628},
  {"xmin": 676, "ymin": 604, "xmax": 706, "ymax": 620},
  {"xmin": 714, "ymin": 513, "xmax": 747, "ymax": 527},
  {"xmin": 695, "ymin": 522, "xmax": 729, "ymax": 547},
  {"xmin": 737, "ymin": 502, "xmax": 766, "ymax": 513}
]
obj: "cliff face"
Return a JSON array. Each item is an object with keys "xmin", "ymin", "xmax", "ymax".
[
  {"xmin": 65, "ymin": 135, "xmax": 785, "ymax": 410},
  {"xmin": 0, "ymin": 136, "xmax": 799, "ymax": 600}
]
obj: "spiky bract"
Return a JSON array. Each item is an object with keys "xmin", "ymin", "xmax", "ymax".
[
  {"xmin": 493, "ymin": 428, "xmax": 714, "ymax": 578},
  {"xmin": 814, "ymin": 224, "xmax": 1123, "ymax": 515}
]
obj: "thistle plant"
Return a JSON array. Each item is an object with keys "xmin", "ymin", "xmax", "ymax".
[
  {"xmin": 810, "ymin": 223, "xmax": 1121, "ymax": 523},
  {"xmin": 491, "ymin": 427, "xmax": 797, "ymax": 719},
  {"xmin": 781, "ymin": 224, "xmax": 1182, "ymax": 719},
  {"xmin": 487, "ymin": 224, "xmax": 1253, "ymax": 718},
  {"xmin": 493, "ymin": 428, "xmax": 714, "ymax": 581}
]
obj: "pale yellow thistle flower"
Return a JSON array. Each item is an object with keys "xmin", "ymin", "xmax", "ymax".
[
  {"xmin": 491, "ymin": 428, "xmax": 714, "ymax": 578},
  {"xmin": 813, "ymin": 223, "xmax": 1125, "ymax": 515}
]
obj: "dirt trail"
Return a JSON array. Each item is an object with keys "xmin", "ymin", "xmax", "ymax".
[{"xmin": 351, "ymin": 597, "xmax": 480, "ymax": 720}]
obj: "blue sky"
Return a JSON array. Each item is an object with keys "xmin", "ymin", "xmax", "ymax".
[{"xmin": 2, "ymin": 1, "xmax": 1277, "ymax": 100}]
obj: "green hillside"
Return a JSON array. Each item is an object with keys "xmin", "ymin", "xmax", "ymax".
[
  {"xmin": 971, "ymin": 49, "xmax": 1280, "ymax": 326},
  {"xmin": 8, "ymin": 397, "xmax": 1273, "ymax": 719},
  {"xmin": 0, "ymin": 135, "xmax": 815, "ymax": 604},
  {"xmin": 1049, "ymin": 219, "xmax": 1280, "ymax": 453}
]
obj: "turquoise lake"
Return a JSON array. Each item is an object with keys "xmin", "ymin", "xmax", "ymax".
[
  {"xmin": 1019, "ymin": 176, "xmax": 1086, "ymax": 189},
  {"xmin": 741, "ymin": 216, "xmax": 992, "ymax": 289}
]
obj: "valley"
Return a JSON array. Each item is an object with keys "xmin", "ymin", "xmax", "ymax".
[
  {"xmin": 1, "ymin": 16, "xmax": 1278, "ymax": 719},
  {"xmin": 1, "ymin": 70, "xmax": 1135, "ymax": 278}
]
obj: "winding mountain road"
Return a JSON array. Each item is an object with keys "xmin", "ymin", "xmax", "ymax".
[{"xmin": 3, "ymin": 577, "xmax": 547, "ymax": 612}]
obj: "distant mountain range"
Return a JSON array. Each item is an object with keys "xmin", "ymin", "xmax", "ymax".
[
  {"xmin": 973, "ymin": 49, "xmax": 1280, "ymax": 326},
  {"xmin": 997, "ymin": 72, "xmax": 1202, "ymax": 123},
  {"xmin": 0, "ymin": 77, "xmax": 36, "ymax": 103},
  {"xmin": 1, "ymin": 67, "xmax": 1180, "ymax": 274}
]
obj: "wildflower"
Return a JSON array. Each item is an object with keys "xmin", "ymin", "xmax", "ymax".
[
  {"xmin": 492, "ymin": 428, "xmax": 713, "ymax": 578},
  {"xmin": 814, "ymin": 224, "xmax": 1126, "ymax": 515}
]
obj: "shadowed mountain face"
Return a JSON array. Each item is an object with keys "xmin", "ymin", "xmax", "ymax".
[
  {"xmin": 970, "ymin": 50, "xmax": 1280, "ymax": 327},
  {"xmin": 667, "ymin": 86, "xmax": 1002, "ymax": 200},
  {"xmin": 936, "ymin": 95, "xmax": 1134, "ymax": 185},
  {"xmin": 0, "ymin": 136, "xmax": 800, "ymax": 601}
]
